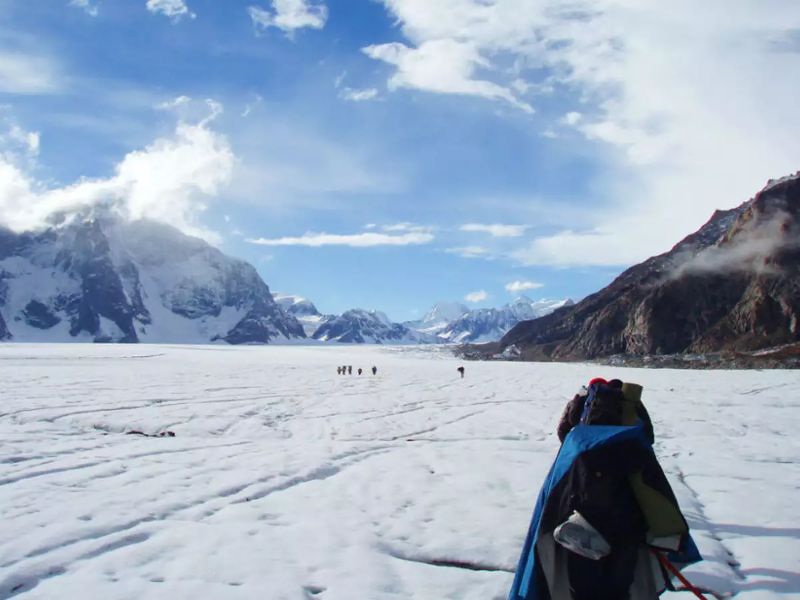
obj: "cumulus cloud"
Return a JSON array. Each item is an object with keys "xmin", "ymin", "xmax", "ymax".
[
  {"xmin": 248, "ymin": 0, "xmax": 328, "ymax": 35},
  {"xmin": 146, "ymin": 0, "xmax": 194, "ymax": 20},
  {"xmin": 371, "ymin": 1, "xmax": 800, "ymax": 268},
  {"xmin": 465, "ymin": 290, "xmax": 488, "ymax": 303},
  {"xmin": 247, "ymin": 229, "xmax": 434, "ymax": 247},
  {"xmin": 70, "ymin": 0, "xmax": 99, "ymax": 16},
  {"xmin": 0, "ymin": 100, "xmax": 234, "ymax": 243},
  {"xmin": 505, "ymin": 280, "xmax": 543, "ymax": 293},
  {"xmin": 460, "ymin": 223, "xmax": 526, "ymax": 237},
  {"xmin": 363, "ymin": 39, "xmax": 533, "ymax": 113}
]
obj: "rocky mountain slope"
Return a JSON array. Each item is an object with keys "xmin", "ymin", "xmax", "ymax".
[
  {"xmin": 499, "ymin": 172, "xmax": 800, "ymax": 360},
  {"xmin": 0, "ymin": 212, "xmax": 306, "ymax": 344}
]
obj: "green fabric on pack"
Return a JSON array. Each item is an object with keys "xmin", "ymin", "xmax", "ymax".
[{"xmin": 629, "ymin": 471, "xmax": 688, "ymax": 538}]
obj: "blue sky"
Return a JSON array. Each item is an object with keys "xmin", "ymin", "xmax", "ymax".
[{"xmin": 1, "ymin": 1, "xmax": 799, "ymax": 320}]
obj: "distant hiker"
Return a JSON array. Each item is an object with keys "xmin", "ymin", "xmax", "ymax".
[
  {"xmin": 337, "ymin": 366, "xmax": 342, "ymax": 375},
  {"xmin": 457, "ymin": 366, "xmax": 465, "ymax": 378},
  {"xmin": 557, "ymin": 377, "xmax": 654, "ymax": 444},
  {"xmin": 348, "ymin": 365, "xmax": 352, "ymax": 375},
  {"xmin": 371, "ymin": 366, "xmax": 377, "ymax": 376},
  {"xmin": 357, "ymin": 368, "xmax": 363, "ymax": 375},
  {"xmin": 509, "ymin": 378, "xmax": 700, "ymax": 600}
]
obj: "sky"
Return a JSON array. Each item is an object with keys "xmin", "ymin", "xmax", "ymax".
[{"xmin": 0, "ymin": 1, "xmax": 799, "ymax": 321}]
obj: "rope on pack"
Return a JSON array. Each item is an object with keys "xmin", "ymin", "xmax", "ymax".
[{"xmin": 651, "ymin": 549, "xmax": 708, "ymax": 599}]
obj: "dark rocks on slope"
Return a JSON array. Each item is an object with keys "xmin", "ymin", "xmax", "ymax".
[{"xmin": 500, "ymin": 173, "xmax": 800, "ymax": 360}]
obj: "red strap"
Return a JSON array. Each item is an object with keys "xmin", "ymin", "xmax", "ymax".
[{"xmin": 651, "ymin": 549, "xmax": 708, "ymax": 600}]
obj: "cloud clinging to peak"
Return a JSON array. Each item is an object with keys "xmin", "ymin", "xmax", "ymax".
[{"xmin": 0, "ymin": 99, "xmax": 233, "ymax": 243}]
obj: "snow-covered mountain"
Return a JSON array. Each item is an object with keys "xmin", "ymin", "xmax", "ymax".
[
  {"xmin": 0, "ymin": 212, "xmax": 306, "ymax": 344},
  {"xmin": 312, "ymin": 308, "xmax": 438, "ymax": 344},
  {"xmin": 404, "ymin": 301, "xmax": 469, "ymax": 336},
  {"xmin": 272, "ymin": 294, "xmax": 333, "ymax": 337},
  {"xmin": 434, "ymin": 296, "xmax": 573, "ymax": 343}
]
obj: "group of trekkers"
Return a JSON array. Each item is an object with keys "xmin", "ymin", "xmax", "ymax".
[
  {"xmin": 337, "ymin": 365, "xmax": 377, "ymax": 376},
  {"xmin": 508, "ymin": 376, "xmax": 705, "ymax": 600}
]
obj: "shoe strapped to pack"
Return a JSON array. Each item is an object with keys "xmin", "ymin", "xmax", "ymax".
[{"xmin": 553, "ymin": 511, "xmax": 611, "ymax": 560}]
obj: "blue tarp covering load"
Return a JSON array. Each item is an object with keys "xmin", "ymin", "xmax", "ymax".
[{"xmin": 508, "ymin": 424, "xmax": 701, "ymax": 600}]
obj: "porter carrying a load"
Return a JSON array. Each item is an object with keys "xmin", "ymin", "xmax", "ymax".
[{"xmin": 508, "ymin": 378, "xmax": 704, "ymax": 600}]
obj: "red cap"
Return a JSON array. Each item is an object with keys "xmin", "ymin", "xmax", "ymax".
[{"xmin": 588, "ymin": 377, "xmax": 608, "ymax": 386}]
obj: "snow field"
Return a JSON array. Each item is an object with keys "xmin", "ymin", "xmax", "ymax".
[{"xmin": 0, "ymin": 344, "xmax": 798, "ymax": 599}]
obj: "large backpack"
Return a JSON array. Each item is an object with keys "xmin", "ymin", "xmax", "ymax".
[
  {"xmin": 579, "ymin": 383, "xmax": 625, "ymax": 426},
  {"xmin": 580, "ymin": 383, "xmax": 640, "ymax": 428}
]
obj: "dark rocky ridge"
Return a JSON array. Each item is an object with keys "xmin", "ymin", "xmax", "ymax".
[{"xmin": 499, "ymin": 173, "xmax": 800, "ymax": 360}]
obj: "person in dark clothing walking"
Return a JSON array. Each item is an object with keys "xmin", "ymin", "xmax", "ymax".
[
  {"xmin": 371, "ymin": 366, "xmax": 377, "ymax": 375},
  {"xmin": 357, "ymin": 368, "xmax": 363, "ymax": 375},
  {"xmin": 457, "ymin": 366, "xmax": 465, "ymax": 378},
  {"xmin": 348, "ymin": 366, "xmax": 352, "ymax": 375},
  {"xmin": 556, "ymin": 377, "xmax": 655, "ymax": 444}
]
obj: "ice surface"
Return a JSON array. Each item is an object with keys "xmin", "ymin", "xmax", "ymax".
[{"xmin": 0, "ymin": 344, "xmax": 798, "ymax": 599}]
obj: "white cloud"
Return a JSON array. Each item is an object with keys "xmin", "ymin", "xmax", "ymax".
[
  {"xmin": 363, "ymin": 39, "xmax": 533, "ymax": 113},
  {"xmin": 146, "ymin": 0, "xmax": 194, "ymax": 20},
  {"xmin": 248, "ymin": 0, "xmax": 328, "ymax": 35},
  {"xmin": 340, "ymin": 87, "xmax": 379, "ymax": 102},
  {"xmin": 562, "ymin": 111, "xmax": 582, "ymax": 126},
  {"xmin": 0, "ymin": 52, "xmax": 61, "ymax": 94},
  {"xmin": 445, "ymin": 246, "xmax": 492, "ymax": 259},
  {"xmin": 372, "ymin": 1, "xmax": 800, "ymax": 267},
  {"xmin": 3, "ymin": 124, "xmax": 40, "ymax": 158},
  {"xmin": 247, "ymin": 230, "xmax": 434, "ymax": 247},
  {"xmin": 505, "ymin": 280, "xmax": 543, "ymax": 293},
  {"xmin": 0, "ymin": 101, "xmax": 233, "ymax": 244},
  {"xmin": 460, "ymin": 223, "xmax": 526, "ymax": 237},
  {"xmin": 157, "ymin": 95, "xmax": 191, "ymax": 111},
  {"xmin": 381, "ymin": 222, "xmax": 420, "ymax": 232},
  {"xmin": 465, "ymin": 290, "xmax": 488, "ymax": 303},
  {"xmin": 70, "ymin": 0, "xmax": 99, "ymax": 16}
]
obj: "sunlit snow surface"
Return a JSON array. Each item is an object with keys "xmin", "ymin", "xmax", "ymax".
[{"xmin": 1, "ymin": 344, "xmax": 798, "ymax": 599}]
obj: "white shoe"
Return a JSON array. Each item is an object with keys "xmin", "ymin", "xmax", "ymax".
[{"xmin": 553, "ymin": 510, "xmax": 611, "ymax": 560}]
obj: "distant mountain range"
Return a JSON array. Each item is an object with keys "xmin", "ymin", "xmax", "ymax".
[
  {"xmin": 0, "ymin": 210, "xmax": 567, "ymax": 345},
  {"xmin": 271, "ymin": 294, "xmax": 569, "ymax": 344},
  {"xmin": 497, "ymin": 171, "xmax": 800, "ymax": 360}
]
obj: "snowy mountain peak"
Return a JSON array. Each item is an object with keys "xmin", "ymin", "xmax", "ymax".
[
  {"xmin": 0, "ymin": 215, "xmax": 306, "ymax": 344},
  {"xmin": 404, "ymin": 296, "xmax": 572, "ymax": 344},
  {"xmin": 313, "ymin": 308, "xmax": 436, "ymax": 344},
  {"xmin": 422, "ymin": 301, "xmax": 469, "ymax": 325},
  {"xmin": 273, "ymin": 294, "xmax": 322, "ymax": 317}
]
